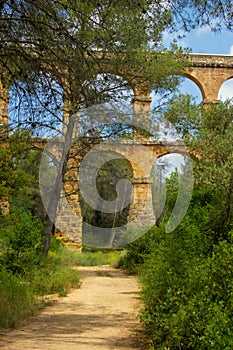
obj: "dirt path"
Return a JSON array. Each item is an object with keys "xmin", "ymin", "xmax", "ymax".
[{"xmin": 0, "ymin": 266, "xmax": 143, "ymax": 350}]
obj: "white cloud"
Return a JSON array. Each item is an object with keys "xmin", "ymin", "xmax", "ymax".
[
  {"xmin": 218, "ymin": 79, "xmax": 233, "ymax": 101},
  {"xmin": 195, "ymin": 26, "xmax": 211, "ymax": 37},
  {"xmin": 162, "ymin": 30, "xmax": 188, "ymax": 49},
  {"xmin": 230, "ymin": 45, "xmax": 233, "ymax": 55}
]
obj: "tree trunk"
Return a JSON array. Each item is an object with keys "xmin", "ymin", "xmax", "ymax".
[{"xmin": 43, "ymin": 115, "xmax": 76, "ymax": 256}]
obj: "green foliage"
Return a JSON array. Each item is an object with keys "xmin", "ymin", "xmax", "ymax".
[
  {"xmin": 0, "ymin": 269, "xmax": 36, "ymax": 328},
  {"xmin": 141, "ymin": 230, "xmax": 233, "ymax": 350},
  {"xmin": 164, "ymin": 94, "xmax": 201, "ymax": 137},
  {"xmin": 192, "ymin": 102, "xmax": 233, "ymax": 237},
  {"xmin": 126, "ymin": 192, "xmax": 228, "ymax": 349},
  {"xmin": 117, "ymin": 226, "xmax": 162, "ymax": 272},
  {"xmin": 0, "ymin": 131, "xmax": 45, "ymax": 219},
  {"xmin": 0, "ymin": 131, "xmax": 33, "ymax": 197},
  {"xmin": 119, "ymin": 100, "xmax": 233, "ymax": 349},
  {"xmin": 26, "ymin": 262, "xmax": 80, "ymax": 297},
  {"xmin": 48, "ymin": 238, "xmax": 122, "ymax": 267},
  {"xmin": 23, "ymin": 236, "xmax": 81, "ymax": 297},
  {"xmin": 0, "ymin": 213, "xmax": 81, "ymax": 328},
  {"xmin": 0, "ymin": 131, "xmax": 81, "ymax": 329},
  {"xmin": 0, "ymin": 208, "xmax": 44, "ymax": 274},
  {"xmin": 1, "ymin": 0, "xmax": 188, "ymax": 125},
  {"xmin": 166, "ymin": 99, "xmax": 233, "ymax": 240}
]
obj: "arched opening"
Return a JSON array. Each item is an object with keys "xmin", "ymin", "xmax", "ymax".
[
  {"xmin": 218, "ymin": 78, "xmax": 233, "ymax": 101},
  {"xmin": 80, "ymin": 73, "xmax": 134, "ymax": 140},
  {"xmin": 8, "ymin": 75, "xmax": 64, "ymax": 138},
  {"xmin": 178, "ymin": 77, "xmax": 202, "ymax": 103},
  {"xmin": 151, "ymin": 75, "xmax": 202, "ymax": 109},
  {"xmin": 80, "ymin": 151, "xmax": 133, "ymax": 247},
  {"xmin": 152, "ymin": 152, "xmax": 188, "ymax": 224},
  {"xmin": 150, "ymin": 76, "xmax": 202, "ymax": 141}
]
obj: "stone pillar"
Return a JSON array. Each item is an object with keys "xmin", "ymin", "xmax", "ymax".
[
  {"xmin": 62, "ymin": 97, "xmax": 80, "ymax": 138},
  {"xmin": 55, "ymin": 145, "xmax": 82, "ymax": 251},
  {"xmin": 0, "ymin": 82, "xmax": 10, "ymax": 215},
  {"xmin": 131, "ymin": 88, "xmax": 152, "ymax": 142},
  {"xmin": 55, "ymin": 89, "xmax": 82, "ymax": 249},
  {"xmin": 128, "ymin": 176, "xmax": 155, "ymax": 228},
  {"xmin": 0, "ymin": 81, "xmax": 9, "ymax": 138},
  {"xmin": 200, "ymin": 68, "xmax": 230, "ymax": 103},
  {"xmin": 0, "ymin": 197, "xmax": 10, "ymax": 215}
]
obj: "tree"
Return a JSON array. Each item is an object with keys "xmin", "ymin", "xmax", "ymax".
[
  {"xmin": 0, "ymin": 130, "xmax": 46, "ymax": 217},
  {"xmin": 1, "ymin": 0, "xmax": 232, "ymax": 121},
  {"xmin": 0, "ymin": 130, "xmax": 33, "ymax": 198},
  {"xmin": 1, "ymin": 1, "xmax": 232, "ymax": 254},
  {"xmin": 165, "ymin": 96, "xmax": 233, "ymax": 241},
  {"xmin": 0, "ymin": 0, "xmax": 183, "ymax": 254}
]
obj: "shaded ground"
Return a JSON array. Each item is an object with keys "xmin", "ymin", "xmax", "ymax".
[{"xmin": 0, "ymin": 266, "xmax": 143, "ymax": 349}]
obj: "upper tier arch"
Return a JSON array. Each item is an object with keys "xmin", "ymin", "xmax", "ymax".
[
  {"xmin": 184, "ymin": 54, "xmax": 233, "ymax": 102},
  {"xmin": 1, "ymin": 53, "xmax": 233, "ymax": 134}
]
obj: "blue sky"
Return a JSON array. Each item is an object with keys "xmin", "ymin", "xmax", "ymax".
[
  {"xmin": 155, "ymin": 27, "xmax": 233, "ymax": 172},
  {"xmin": 175, "ymin": 28, "xmax": 233, "ymax": 55},
  {"xmin": 164, "ymin": 27, "xmax": 233, "ymax": 101}
]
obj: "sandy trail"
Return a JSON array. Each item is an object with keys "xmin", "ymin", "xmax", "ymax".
[{"xmin": 0, "ymin": 266, "xmax": 142, "ymax": 350}]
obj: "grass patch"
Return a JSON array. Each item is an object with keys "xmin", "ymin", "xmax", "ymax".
[
  {"xmin": 25, "ymin": 263, "xmax": 81, "ymax": 297},
  {"xmin": 74, "ymin": 250, "xmax": 123, "ymax": 266},
  {"xmin": 0, "ymin": 269, "xmax": 36, "ymax": 328},
  {"xmin": 47, "ymin": 238, "xmax": 124, "ymax": 268},
  {"xmin": 0, "ymin": 237, "xmax": 81, "ymax": 329}
]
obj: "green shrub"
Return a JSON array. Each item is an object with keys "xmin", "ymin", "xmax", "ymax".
[
  {"xmin": 0, "ymin": 209, "xmax": 44, "ymax": 274},
  {"xmin": 117, "ymin": 226, "xmax": 163, "ymax": 272},
  {"xmin": 22, "ymin": 237, "xmax": 81, "ymax": 296},
  {"xmin": 141, "ymin": 227, "xmax": 233, "ymax": 350}
]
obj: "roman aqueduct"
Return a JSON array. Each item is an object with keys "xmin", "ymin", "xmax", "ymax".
[{"xmin": 0, "ymin": 53, "xmax": 233, "ymax": 248}]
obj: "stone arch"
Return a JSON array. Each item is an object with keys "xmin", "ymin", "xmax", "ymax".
[
  {"xmin": 79, "ymin": 143, "xmax": 156, "ymax": 242},
  {"xmin": 183, "ymin": 72, "xmax": 205, "ymax": 100},
  {"xmin": 80, "ymin": 150, "xmax": 133, "ymax": 227},
  {"xmin": 3, "ymin": 52, "xmax": 233, "ymax": 248},
  {"xmin": 184, "ymin": 54, "xmax": 233, "ymax": 102}
]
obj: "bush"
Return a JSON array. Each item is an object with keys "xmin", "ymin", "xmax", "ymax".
[
  {"xmin": 140, "ymin": 226, "xmax": 233, "ymax": 350},
  {"xmin": 22, "ymin": 237, "xmax": 81, "ymax": 297},
  {"xmin": 117, "ymin": 226, "xmax": 161, "ymax": 272},
  {"xmin": 0, "ymin": 209, "xmax": 44, "ymax": 274}
]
